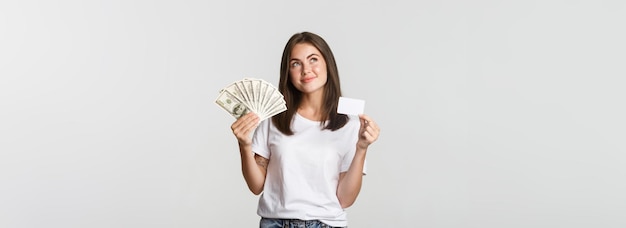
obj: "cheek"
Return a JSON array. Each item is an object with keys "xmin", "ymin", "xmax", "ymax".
[
  {"xmin": 314, "ymin": 65, "xmax": 327, "ymax": 78},
  {"xmin": 289, "ymin": 67, "xmax": 300, "ymax": 76},
  {"xmin": 313, "ymin": 62, "xmax": 326, "ymax": 73},
  {"xmin": 288, "ymin": 72, "xmax": 299, "ymax": 84}
]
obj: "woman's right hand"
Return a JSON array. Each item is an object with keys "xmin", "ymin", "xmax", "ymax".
[{"xmin": 230, "ymin": 112, "xmax": 260, "ymax": 146}]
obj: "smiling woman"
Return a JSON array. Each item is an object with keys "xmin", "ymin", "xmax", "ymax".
[
  {"xmin": 288, "ymin": 43, "xmax": 328, "ymax": 95},
  {"xmin": 227, "ymin": 31, "xmax": 381, "ymax": 228}
]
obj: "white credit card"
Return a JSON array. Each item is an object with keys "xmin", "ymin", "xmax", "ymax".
[{"xmin": 337, "ymin": 97, "xmax": 365, "ymax": 115}]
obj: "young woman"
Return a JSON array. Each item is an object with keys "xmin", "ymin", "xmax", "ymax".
[{"xmin": 230, "ymin": 31, "xmax": 380, "ymax": 228}]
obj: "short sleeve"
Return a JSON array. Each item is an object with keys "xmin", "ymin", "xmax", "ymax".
[{"xmin": 251, "ymin": 118, "xmax": 271, "ymax": 159}]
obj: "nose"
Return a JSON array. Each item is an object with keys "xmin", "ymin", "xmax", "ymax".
[{"xmin": 301, "ymin": 63, "xmax": 311, "ymax": 76}]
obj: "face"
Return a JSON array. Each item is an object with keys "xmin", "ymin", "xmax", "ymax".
[
  {"xmin": 233, "ymin": 103, "xmax": 247, "ymax": 117},
  {"xmin": 288, "ymin": 43, "xmax": 328, "ymax": 95}
]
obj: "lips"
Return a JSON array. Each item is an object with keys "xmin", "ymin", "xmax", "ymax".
[{"xmin": 302, "ymin": 76, "xmax": 316, "ymax": 83}]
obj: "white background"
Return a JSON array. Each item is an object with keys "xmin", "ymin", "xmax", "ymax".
[{"xmin": 1, "ymin": 0, "xmax": 625, "ymax": 227}]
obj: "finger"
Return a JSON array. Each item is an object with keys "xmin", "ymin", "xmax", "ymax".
[
  {"xmin": 365, "ymin": 124, "xmax": 380, "ymax": 136},
  {"xmin": 242, "ymin": 116, "xmax": 260, "ymax": 133},
  {"xmin": 231, "ymin": 115, "xmax": 246, "ymax": 130},
  {"xmin": 359, "ymin": 117, "xmax": 370, "ymax": 132},
  {"xmin": 232, "ymin": 113, "xmax": 258, "ymax": 130},
  {"xmin": 360, "ymin": 115, "xmax": 380, "ymax": 133},
  {"xmin": 233, "ymin": 115, "xmax": 258, "ymax": 136},
  {"xmin": 362, "ymin": 124, "xmax": 372, "ymax": 135},
  {"xmin": 239, "ymin": 113, "xmax": 258, "ymax": 125},
  {"xmin": 362, "ymin": 130, "xmax": 378, "ymax": 143},
  {"xmin": 363, "ymin": 126, "xmax": 376, "ymax": 137},
  {"xmin": 358, "ymin": 115, "xmax": 367, "ymax": 127},
  {"xmin": 358, "ymin": 114, "xmax": 373, "ymax": 122},
  {"xmin": 368, "ymin": 118, "xmax": 379, "ymax": 128},
  {"xmin": 360, "ymin": 131, "xmax": 373, "ymax": 144},
  {"xmin": 368, "ymin": 123, "xmax": 380, "ymax": 134},
  {"xmin": 360, "ymin": 114, "xmax": 378, "ymax": 126}
]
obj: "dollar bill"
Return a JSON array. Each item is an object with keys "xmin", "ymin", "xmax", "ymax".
[
  {"xmin": 216, "ymin": 77, "xmax": 287, "ymax": 120},
  {"xmin": 215, "ymin": 90, "xmax": 250, "ymax": 119}
]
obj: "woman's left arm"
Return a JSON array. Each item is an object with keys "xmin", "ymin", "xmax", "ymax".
[{"xmin": 337, "ymin": 114, "xmax": 380, "ymax": 208}]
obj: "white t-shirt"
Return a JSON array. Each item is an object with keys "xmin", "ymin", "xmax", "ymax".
[{"xmin": 251, "ymin": 113, "xmax": 366, "ymax": 227}]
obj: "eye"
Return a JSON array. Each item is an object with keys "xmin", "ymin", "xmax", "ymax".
[
  {"xmin": 310, "ymin": 57, "xmax": 318, "ymax": 63},
  {"xmin": 290, "ymin": 61, "xmax": 301, "ymax": 68}
]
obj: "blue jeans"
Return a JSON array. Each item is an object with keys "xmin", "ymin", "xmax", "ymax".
[{"xmin": 260, "ymin": 218, "xmax": 345, "ymax": 228}]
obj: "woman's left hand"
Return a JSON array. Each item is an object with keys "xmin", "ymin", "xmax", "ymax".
[{"xmin": 357, "ymin": 114, "xmax": 380, "ymax": 150}]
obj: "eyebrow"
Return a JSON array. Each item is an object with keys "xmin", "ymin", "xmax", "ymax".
[{"xmin": 290, "ymin": 53, "xmax": 320, "ymax": 62}]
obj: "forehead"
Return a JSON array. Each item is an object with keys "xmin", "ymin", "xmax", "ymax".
[{"xmin": 290, "ymin": 43, "xmax": 322, "ymax": 58}]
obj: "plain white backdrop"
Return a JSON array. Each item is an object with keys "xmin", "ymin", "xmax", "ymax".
[{"xmin": 1, "ymin": 0, "xmax": 625, "ymax": 227}]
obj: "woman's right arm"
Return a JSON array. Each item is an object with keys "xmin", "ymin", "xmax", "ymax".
[{"xmin": 231, "ymin": 113, "xmax": 268, "ymax": 195}]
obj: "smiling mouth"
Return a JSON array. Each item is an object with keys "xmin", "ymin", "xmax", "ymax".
[{"xmin": 302, "ymin": 77, "xmax": 316, "ymax": 83}]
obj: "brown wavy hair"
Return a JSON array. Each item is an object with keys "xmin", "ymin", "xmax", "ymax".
[{"xmin": 272, "ymin": 31, "xmax": 349, "ymax": 135}]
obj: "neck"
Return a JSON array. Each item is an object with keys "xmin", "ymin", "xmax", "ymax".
[{"xmin": 298, "ymin": 92, "xmax": 325, "ymax": 121}]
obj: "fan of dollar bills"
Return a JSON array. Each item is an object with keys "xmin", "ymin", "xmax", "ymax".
[{"xmin": 215, "ymin": 78, "xmax": 287, "ymax": 120}]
